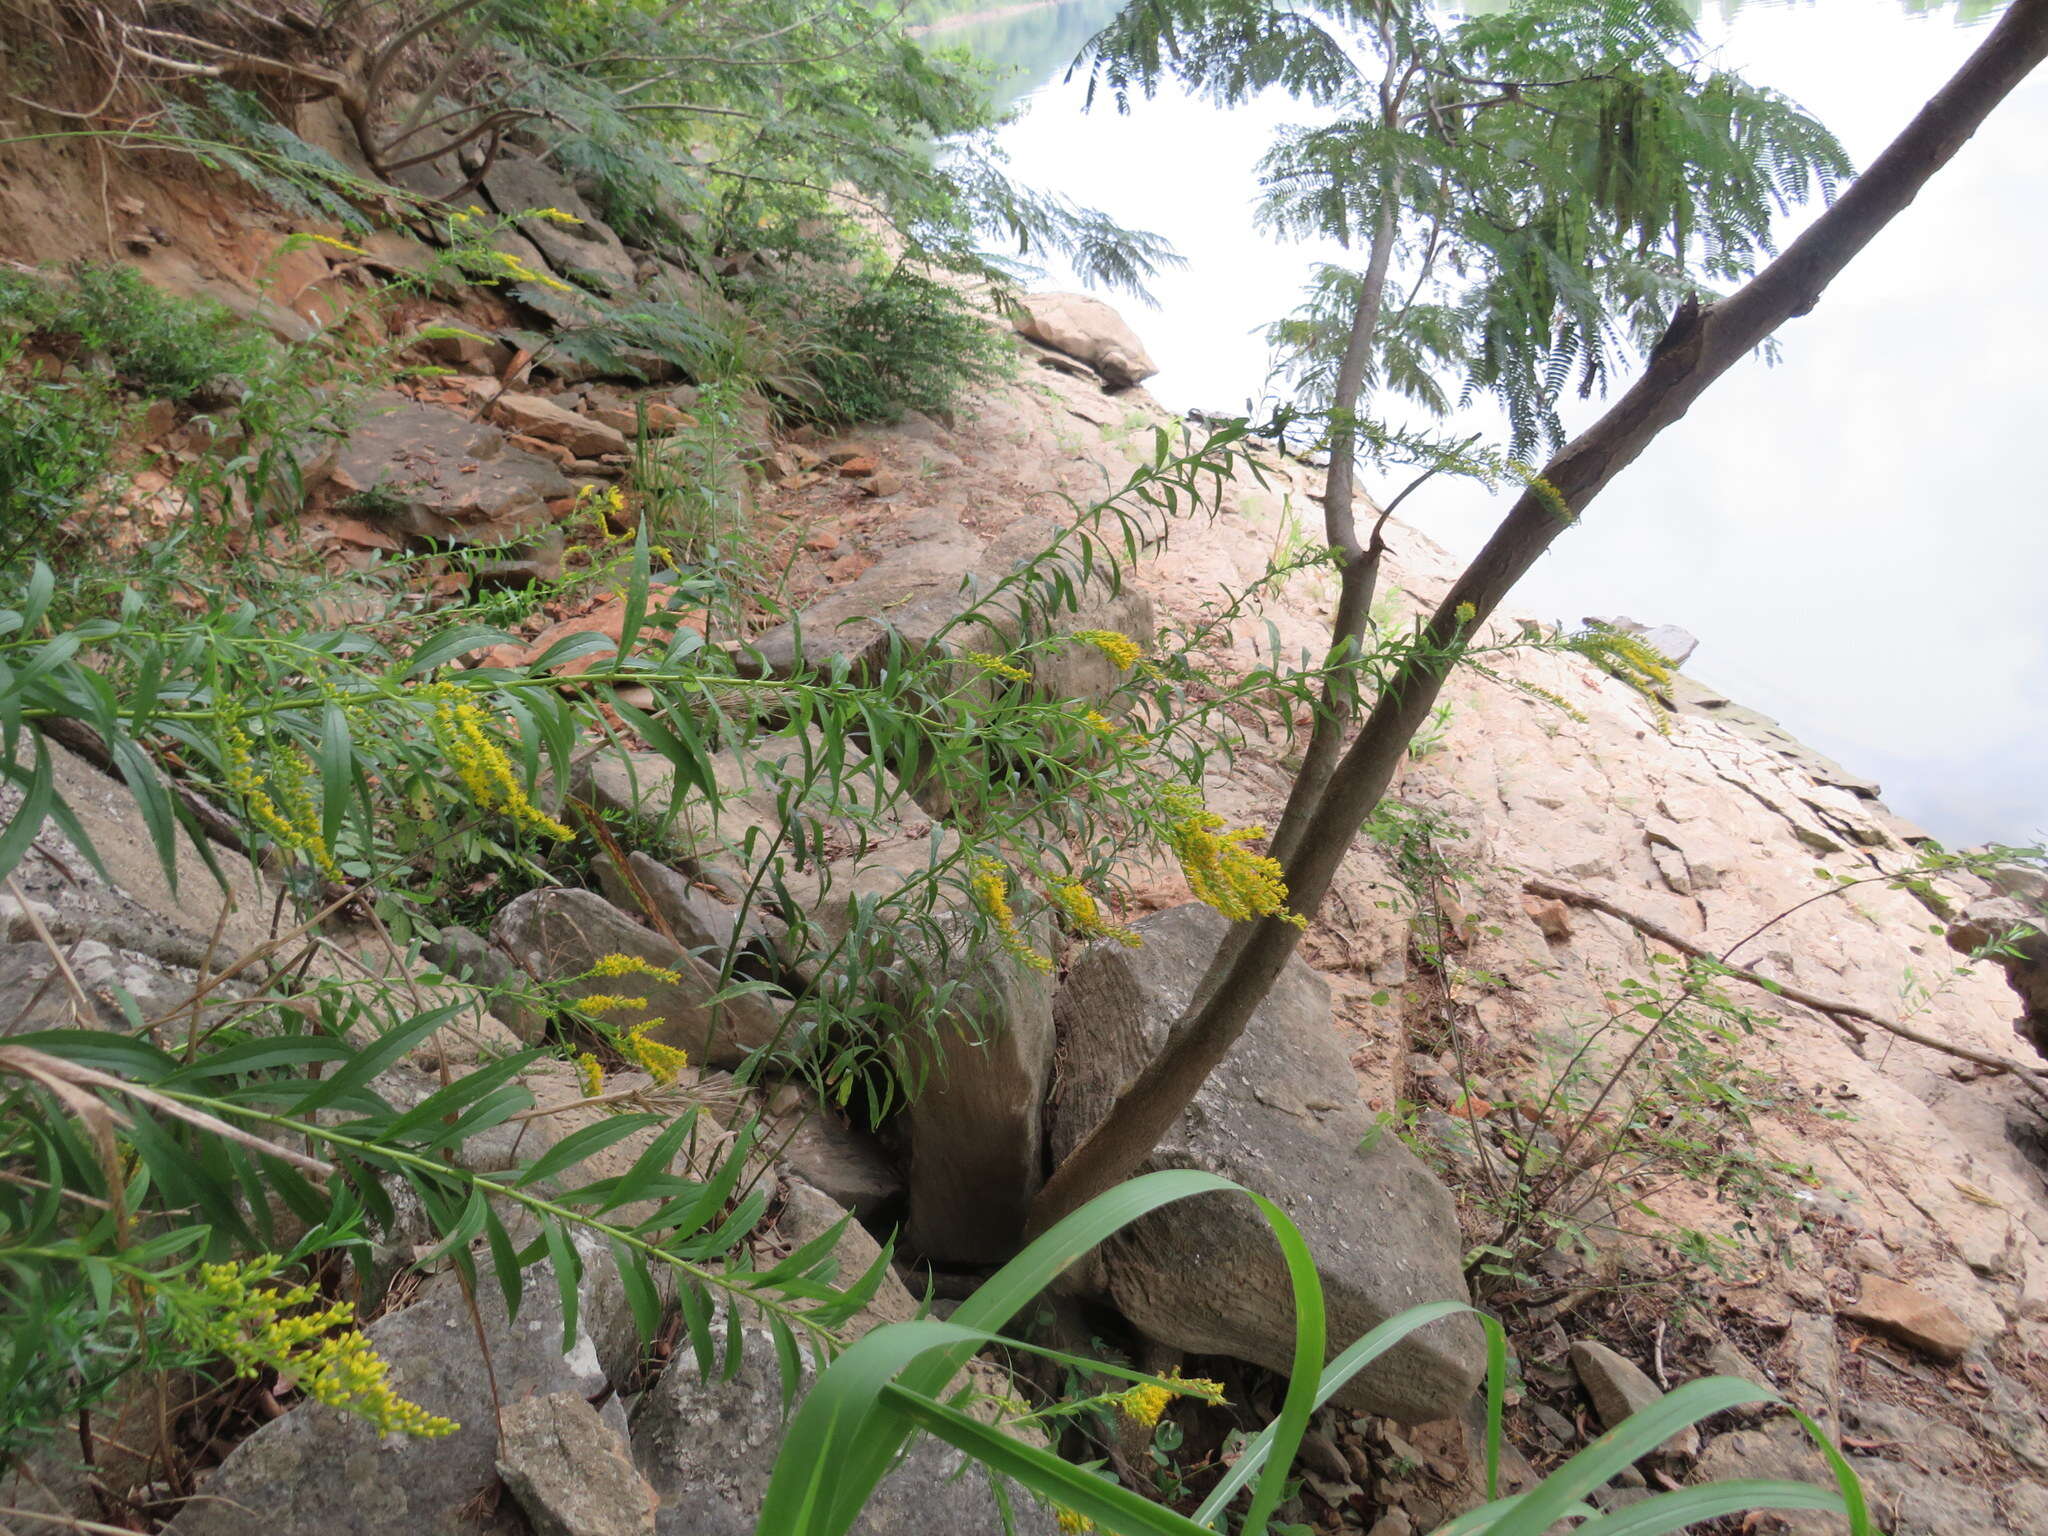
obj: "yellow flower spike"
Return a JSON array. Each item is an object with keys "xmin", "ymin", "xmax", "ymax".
[
  {"xmin": 1115, "ymin": 1368, "xmax": 1226, "ymax": 1429},
  {"xmin": 302, "ymin": 233, "xmax": 369, "ymax": 256},
  {"xmin": 575, "ymin": 1052, "xmax": 604, "ymax": 1097},
  {"xmin": 623, "ymin": 1024, "xmax": 689, "ymax": 1086},
  {"xmin": 1056, "ymin": 1510, "xmax": 1096, "ymax": 1534},
  {"xmin": 165, "ymin": 1258, "xmax": 456, "ymax": 1438},
  {"xmin": 218, "ymin": 722, "xmax": 342, "ymax": 880},
  {"xmin": 1455, "ymin": 601, "xmax": 1477, "ymax": 626},
  {"xmin": 422, "ymin": 684, "xmax": 573, "ymax": 841},
  {"xmin": 1158, "ymin": 785, "xmax": 1304, "ymax": 928},
  {"xmin": 1116, "ymin": 1380, "xmax": 1175, "ymax": 1428},
  {"xmin": 533, "ymin": 206, "xmax": 583, "ymax": 225},
  {"xmin": 577, "ymin": 994, "xmax": 649, "ymax": 1015},
  {"xmin": 585, "ymin": 953, "xmax": 681, "ymax": 985},
  {"xmin": 1071, "ymin": 629, "xmax": 1142, "ymax": 670},
  {"xmin": 1048, "ymin": 881, "xmax": 1142, "ymax": 949},
  {"xmin": 964, "ymin": 651, "xmax": 1033, "ymax": 685},
  {"xmin": 1080, "ymin": 709, "xmax": 1120, "ymax": 737},
  {"xmin": 968, "ymin": 858, "xmax": 1053, "ymax": 974}
]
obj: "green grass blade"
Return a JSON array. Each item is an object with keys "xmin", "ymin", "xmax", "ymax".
[
  {"xmin": 1477, "ymin": 1378, "xmax": 1780, "ymax": 1536},
  {"xmin": 1568, "ymin": 1479, "xmax": 1848, "ymax": 1536}
]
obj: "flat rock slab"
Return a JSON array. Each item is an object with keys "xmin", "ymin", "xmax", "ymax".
[
  {"xmin": 1051, "ymin": 904, "xmax": 1482, "ymax": 1423},
  {"xmin": 331, "ymin": 394, "xmax": 572, "ymax": 543},
  {"xmin": 1841, "ymin": 1274, "xmax": 1977, "ymax": 1362},
  {"xmin": 491, "ymin": 392, "xmax": 630, "ymax": 459}
]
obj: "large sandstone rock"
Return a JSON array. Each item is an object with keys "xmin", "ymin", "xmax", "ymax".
[
  {"xmin": 490, "ymin": 392, "xmax": 630, "ymax": 458},
  {"xmin": 1050, "ymin": 905, "xmax": 1482, "ymax": 1423},
  {"xmin": 742, "ymin": 506, "xmax": 1157, "ymax": 716},
  {"xmin": 492, "ymin": 888, "xmax": 789, "ymax": 1069},
  {"xmin": 330, "ymin": 394, "xmax": 572, "ymax": 543},
  {"xmin": 165, "ymin": 1254, "xmax": 631, "ymax": 1536},
  {"xmin": 629, "ymin": 1308, "xmax": 1055, "ymax": 1535},
  {"xmin": 1012, "ymin": 292, "xmax": 1158, "ymax": 389}
]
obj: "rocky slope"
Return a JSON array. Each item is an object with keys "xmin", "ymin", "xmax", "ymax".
[{"xmin": 5, "ymin": 156, "xmax": 2047, "ymax": 1530}]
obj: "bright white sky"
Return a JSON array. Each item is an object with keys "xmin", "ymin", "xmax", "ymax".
[{"xmin": 972, "ymin": 0, "xmax": 2048, "ymax": 847}]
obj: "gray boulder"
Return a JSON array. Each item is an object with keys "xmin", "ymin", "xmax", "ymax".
[
  {"xmin": 1050, "ymin": 905, "xmax": 1483, "ymax": 1423},
  {"xmin": 330, "ymin": 394, "xmax": 572, "ymax": 543},
  {"xmin": 1012, "ymin": 292, "xmax": 1159, "ymax": 389},
  {"xmin": 629, "ymin": 1308, "xmax": 1055, "ymax": 1535},
  {"xmin": 497, "ymin": 1391, "xmax": 657, "ymax": 1536},
  {"xmin": 492, "ymin": 888, "xmax": 789, "ymax": 1069}
]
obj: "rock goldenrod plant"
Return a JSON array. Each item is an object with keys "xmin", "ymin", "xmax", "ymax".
[{"xmin": 161, "ymin": 1258, "xmax": 456, "ymax": 1438}]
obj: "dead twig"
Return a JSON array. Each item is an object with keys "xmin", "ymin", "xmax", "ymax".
[{"xmin": 1523, "ymin": 877, "xmax": 2048, "ymax": 1109}]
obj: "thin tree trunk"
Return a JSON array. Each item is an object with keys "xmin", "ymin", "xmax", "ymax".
[
  {"xmin": 1268, "ymin": 193, "xmax": 1400, "ymax": 868},
  {"xmin": 1028, "ymin": 0, "xmax": 2048, "ymax": 1235}
]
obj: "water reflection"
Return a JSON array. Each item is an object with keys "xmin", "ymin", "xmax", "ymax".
[{"xmin": 929, "ymin": 0, "xmax": 2046, "ymax": 846}]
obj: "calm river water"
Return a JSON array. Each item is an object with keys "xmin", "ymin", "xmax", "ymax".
[{"xmin": 932, "ymin": 0, "xmax": 2047, "ymax": 848}]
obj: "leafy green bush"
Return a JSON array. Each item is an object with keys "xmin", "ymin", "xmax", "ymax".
[
  {"xmin": 773, "ymin": 268, "xmax": 1013, "ymax": 425},
  {"xmin": 0, "ymin": 340, "xmax": 125, "ymax": 561},
  {"xmin": 0, "ymin": 262, "xmax": 267, "ymax": 399}
]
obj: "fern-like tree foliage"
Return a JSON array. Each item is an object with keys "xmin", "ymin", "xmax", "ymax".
[{"xmin": 1078, "ymin": 0, "xmax": 1849, "ymax": 453}]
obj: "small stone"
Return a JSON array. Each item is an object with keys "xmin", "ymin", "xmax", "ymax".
[
  {"xmin": 1569, "ymin": 1340, "xmax": 1699, "ymax": 1457},
  {"xmin": 858, "ymin": 469, "xmax": 904, "ymax": 497},
  {"xmin": 1847, "ymin": 1238, "xmax": 1892, "ymax": 1273},
  {"xmin": 834, "ymin": 454, "xmax": 879, "ymax": 477},
  {"xmin": 1364, "ymin": 1513, "xmax": 1413, "ymax": 1536},
  {"xmin": 495, "ymin": 1390, "xmax": 655, "ymax": 1536},
  {"xmin": 1840, "ymin": 1275, "xmax": 1975, "ymax": 1362},
  {"xmin": 1521, "ymin": 895, "xmax": 1573, "ymax": 942}
]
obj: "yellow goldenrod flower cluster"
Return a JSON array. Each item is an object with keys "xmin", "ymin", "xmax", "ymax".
[
  {"xmin": 968, "ymin": 858, "xmax": 1053, "ymax": 974},
  {"xmin": 1080, "ymin": 709, "xmax": 1120, "ymax": 736},
  {"xmin": 622, "ymin": 1023, "xmax": 689, "ymax": 1085},
  {"xmin": 218, "ymin": 721, "xmax": 343, "ymax": 880},
  {"xmin": 576, "ymin": 1052, "xmax": 605, "ymax": 1097},
  {"xmin": 1454, "ymin": 601, "xmax": 1477, "ymax": 626},
  {"xmin": 1115, "ymin": 1368, "xmax": 1227, "ymax": 1428},
  {"xmin": 423, "ymin": 684, "xmax": 573, "ymax": 841},
  {"xmin": 1048, "ymin": 881, "xmax": 1142, "ymax": 949},
  {"xmin": 575, "ymin": 482, "xmax": 628, "ymax": 521},
  {"xmin": 171, "ymin": 1259, "xmax": 456, "ymax": 1438},
  {"xmin": 491, "ymin": 249, "xmax": 574, "ymax": 294},
  {"xmin": 585, "ymin": 952, "xmax": 682, "ymax": 984},
  {"xmin": 1158, "ymin": 786, "xmax": 1304, "ymax": 928},
  {"xmin": 532, "ymin": 206, "xmax": 583, "ymax": 225},
  {"xmin": 296, "ymin": 232, "xmax": 369, "ymax": 257},
  {"xmin": 1071, "ymin": 629, "xmax": 1141, "ymax": 670},
  {"xmin": 965, "ymin": 651, "xmax": 1034, "ymax": 684},
  {"xmin": 1055, "ymin": 1509, "xmax": 1095, "ymax": 1533},
  {"xmin": 576, "ymin": 994, "xmax": 648, "ymax": 1015}
]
